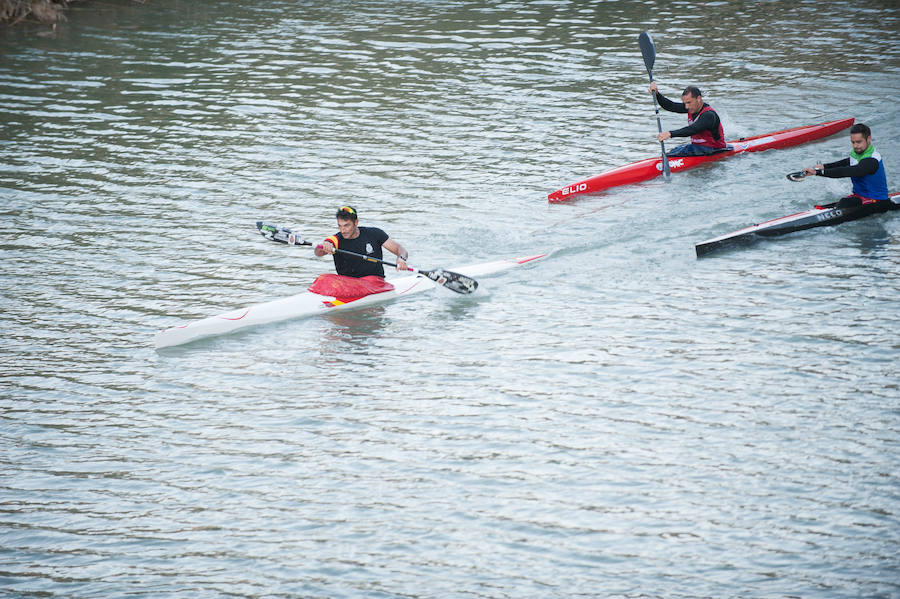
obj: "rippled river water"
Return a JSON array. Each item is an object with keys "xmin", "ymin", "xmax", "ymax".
[{"xmin": 2, "ymin": 1, "xmax": 899, "ymax": 597}]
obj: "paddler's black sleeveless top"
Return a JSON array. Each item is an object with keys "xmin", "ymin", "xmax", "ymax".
[{"xmin": 326, "ymin": 226, "xmax": 389, "ymax": 278}]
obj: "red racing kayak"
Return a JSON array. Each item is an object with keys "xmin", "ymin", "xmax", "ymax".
[{"xmin": 548, "ymin": 117, "xmax": 854, "ymax": 202}]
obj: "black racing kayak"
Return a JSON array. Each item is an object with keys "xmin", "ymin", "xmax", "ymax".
[{"xmin": 695, "ymin": 192, "xmax": 900, "ymax": 257}]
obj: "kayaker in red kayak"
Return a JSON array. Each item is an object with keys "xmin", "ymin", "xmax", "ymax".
[
  {"xmin": 314, "ymin": 206, "xmax": 409, "ymax": 277},
  {"xmin": 801, "ymin": 123, "xmax": 891, "ymax": 209},
  {"xmin": 648, "ymin": 82, "xmax": 728, "ymax": 157}
]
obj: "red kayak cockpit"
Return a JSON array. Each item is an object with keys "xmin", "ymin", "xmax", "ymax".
[{"xmin": 308, "ymin": 274, "xmax": 395, "ymax": 304}]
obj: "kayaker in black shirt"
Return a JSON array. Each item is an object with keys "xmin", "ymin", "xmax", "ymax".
[
  {"xmin": 649, "ymin": 82, "xmax": 728, "ymax": 157},
  {"xmin": 801, "ymin": 123, "xmax": 890, "ymax": 208},
  {"xmin": 314, "ymin": 206, "xmax": 409, "ymax": 278}
]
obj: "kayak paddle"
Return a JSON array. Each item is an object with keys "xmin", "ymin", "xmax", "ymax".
[
  {"xmin": 257, "ymin": 221, "xmax": 313, "ymax": 246},
  {"xmin": 256, "ymin": 221, "xmax": 478, "ymax": 294},
  {"xmin": 639, "ymin": 31, "xmax": 671, "ymax": 181},
  {"xmin": 328, "ymin": 248, "xmax": 477, "ymax": 294},
  {"xmin": 786, "ymin": 170, "xmax": 810, "ymax": 182}
]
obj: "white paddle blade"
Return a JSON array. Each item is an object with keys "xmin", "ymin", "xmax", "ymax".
[
  {"xmin": 257, "ymin": 221, "xmax": 308, "ymax": 245},
  {"xmin": 421, "ymin": 269, "xmax": 478, "ymax": 294}
]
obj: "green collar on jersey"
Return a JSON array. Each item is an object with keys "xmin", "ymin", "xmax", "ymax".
[{"xmin": 851, "ymin": 143, "xmax": 875, "ymax": 161}]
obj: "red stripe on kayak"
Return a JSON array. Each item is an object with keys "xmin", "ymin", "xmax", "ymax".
[
  {"xmin": 754, "ymin": 211, "xmax": 818, "ymax": 227},
  {"xmin": 219, "ymin": 309, "xmax": 251, "ymax": 321},
  {"xmin": 515, "ymin": 254, "xmax": 547, "ymax": 264}
]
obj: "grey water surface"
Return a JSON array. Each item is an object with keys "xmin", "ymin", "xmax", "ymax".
[{"xmin": 2, "ymin": 1, "xmax": 899, "ymax": 597}]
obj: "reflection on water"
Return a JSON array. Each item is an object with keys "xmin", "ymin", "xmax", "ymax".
[
  {"xmin": 2, "ymin": 0, "xmax": 899, "ymax": 597},
  {"xmin": 848, "ymin": 221, "xmax": 898, "ymax": 257},
  {"xmin": 322, "ymin": 304, "xmax": 389, "ymax": 345}
]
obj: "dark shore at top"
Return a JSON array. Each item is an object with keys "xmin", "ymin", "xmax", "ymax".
[{"xmin": 1, "ymin": 0, "xmax": 82, "ymax": 26}]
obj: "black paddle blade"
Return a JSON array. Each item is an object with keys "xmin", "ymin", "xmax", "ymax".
[
  {"xmin": 421, "ymin": 268, "xmax": 478, "ymax": 294},
  {"xmin": 639, "ymin": 31, "xmax": 656, "ymax": 74},
  {"xmin": 256, "ymin": 221, "xmax": 309, "ymax": 246},
  {"xmin": 786, "ymin": 171, "xmax": 807, "ymax": 182}
]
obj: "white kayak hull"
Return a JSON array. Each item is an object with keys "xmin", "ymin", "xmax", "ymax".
[{"xmin": 155, "ymin": 254, "xmax": 545, "ymax": 348}]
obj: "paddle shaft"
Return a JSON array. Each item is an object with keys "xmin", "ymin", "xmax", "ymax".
[
  {"xmin": 326, "ymin": 247, "xmax": 478, "ymax": 294},
  {"xmin": 324, "ymin": 247, "xmax": 477, "ymax": 294},
  {"xmin": 257, "ymin": 221, "xmax": 477, "ymax": 294},
  {"xmin": 639, "ymin": 32, "xmax": 671, "ymax": 180},
  {"xmin": 257, "ymin": 222, "xmax": 404, "ymax": 266},
  {"xmin": 650, "ymin": 93, "xmax": 670, "ymax": 179},
  {"xmin": 331, "ymin": 247, "xmax": 408, "ymax": 271}
]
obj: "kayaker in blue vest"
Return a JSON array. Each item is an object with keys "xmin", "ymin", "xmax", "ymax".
[
  {"xmin": 649, "ymin": 82, "xmax": 728, "ymax": 157},
  {"xmin": 314, "ymin": 206, "xmax": 409, "ymax": 277},
  {"xmin": 802, "ymin": 123, "xmax": 891, "ymax": 208}
]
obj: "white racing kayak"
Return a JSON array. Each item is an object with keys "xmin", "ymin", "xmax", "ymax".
[{"xmin": 155, "ymin": 254, "xmax": 545, "ymax": 349}]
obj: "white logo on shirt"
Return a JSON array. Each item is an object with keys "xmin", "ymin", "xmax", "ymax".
[{"xmin": 366, "ymin": 243, "xmax": 374, "ymax": 254}]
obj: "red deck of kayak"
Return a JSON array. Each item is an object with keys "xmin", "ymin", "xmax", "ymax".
[{"xmin": 548, "ymin": 117, "xmax": 854, "ymax": 203}]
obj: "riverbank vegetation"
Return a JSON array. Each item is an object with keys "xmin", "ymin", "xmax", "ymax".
[{"xmin": 1, "ymin": 0, "xmax": 82, "ymax": 25}]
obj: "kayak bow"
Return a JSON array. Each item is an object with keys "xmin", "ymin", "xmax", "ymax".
[{"xmin": 548, "ymin": 117, "xmax": 854, "ymax": 202}]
